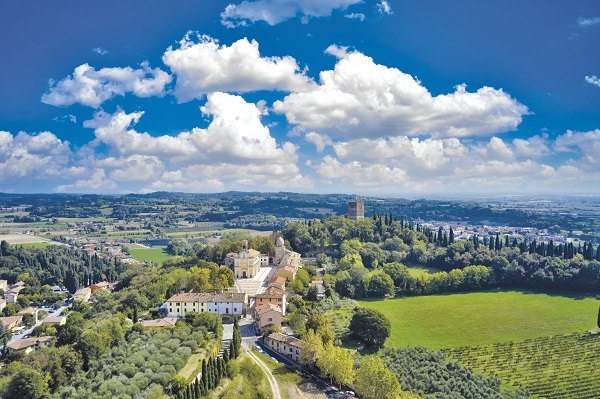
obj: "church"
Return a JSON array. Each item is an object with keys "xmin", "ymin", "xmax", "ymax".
[{"xmin": 228, "ymin": 240, "xmax": 269, "ymax": 279}]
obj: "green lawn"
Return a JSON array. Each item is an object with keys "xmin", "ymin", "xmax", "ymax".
[
  {"xmin": 359, "ymin": 290, "xmax": 599, "ymax": 349},
  {"xmin": 127, "ymin": 247, "xmax": 172, "ymax": 264},
  {"xmin": 14, "ymin": 242, "xmax": 52, "ymax": 248},
  {"xmin": 405, "ymin": 264, "xmax": 442, "ymax": 278}
]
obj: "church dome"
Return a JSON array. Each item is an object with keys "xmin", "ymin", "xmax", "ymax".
[{"xmin": 276, "ymin": 236, "xmax": 284, "ymax": 247}]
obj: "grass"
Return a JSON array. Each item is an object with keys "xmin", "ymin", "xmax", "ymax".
[
  {"xmin": 126, "ymin": 247, "xmax": 172, "ymax": 264},
  {"xmin": 13, "ymin": 242, "xmax": 52, "ymax": 248},
  {"xmin": 358, "ymin": 290, "xmax": 599, "ymax": 349},
  {"xmin": 405, "ymin": 264, "xmax": 442, "ymax": 278}
]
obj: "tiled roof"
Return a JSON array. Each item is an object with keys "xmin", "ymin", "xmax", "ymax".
[
  {"xmin": 256, "ymin": 286, "xmax": 285, "ymax": 298},
  {"xmin": 267, "ymin": 332, "xmax": 303, "ymax": 348},
  {"xmin": 255, "ymin": 303, "xmax": 282, "ymax": 316},
  {"xmin": 141, "ymin": 317, "xmax": 178, "ymax": 328},
  {"xmin": 167, "ymin": 292, "xmax": 246, "ymax": 303},
  {"xmin": 8, "ymin": 336, "xmax": 53, "ymax": 351}
]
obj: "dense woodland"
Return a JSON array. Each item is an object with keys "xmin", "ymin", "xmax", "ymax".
[{"xmin": 279, "ymin": 216, "xmax": 600, "ymax": 298}]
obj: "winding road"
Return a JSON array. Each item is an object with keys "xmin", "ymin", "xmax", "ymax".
[{"xmin": 243, "ymin": 342, "xmax": 282, "ymax": 399}]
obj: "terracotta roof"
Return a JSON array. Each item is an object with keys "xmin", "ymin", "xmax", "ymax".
[
  {"xmin": 267, "ymin": 332, "xmax": 303, "ymax": 348},
  {"xmin": 255, "ymin": 303, "xmax": 282, "ymax": 316},
  {"xmin": 8, "ymin": 336, "xmax": 53, "ymax": 351},
  {"xmin": 167, "ymin": 292, "xmax": 246, "ymax": 303},
  {"xmin": 42, "ymin": 316, "xmax": 66, "ymax": 324},
  {"xmin": 256, "ymin": 286, "xmax": 285, "ymax": 298},
  {"xmin": 141, "ymin": 317, "xmax": 177, "ymax": 328},
  {"xmin": 269, "ymin": 276, "xmax": 286, "ymax": 285},
  {"xmin": 0, "ymin": 316, "xmax": 22, "ymax": 326}
]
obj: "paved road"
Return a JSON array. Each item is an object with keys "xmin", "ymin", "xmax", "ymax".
[
  {"xmin": 243, "ymin": 341, "xmax": 282, "ymax": 399},
  {"xmin": 9, "ymin": 304, "xmax": 69, "ymax": 344}
]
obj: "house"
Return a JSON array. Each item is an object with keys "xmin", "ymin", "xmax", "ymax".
[
  {"xmin": 42, "ymin": 315, "xmax": 67, "ymax": 326},
  {"xmin": 0, "ymin": 280, "xmax": 8, "ymax": 292},
  {"xmin": 275, "ymin": 266, "xmax": 297, "ymax": 282},
  {"xmin": 264, "ymin": 332, "xmax": 303, "ymax": 362},
  {"xmin": 255, "ymin": 286, "xmax": 286, "ymax": 315},
  {"xmin": 7, "ymin": 336, "xmax": 54, "ymax": 354},
  {"xmin": 255, "ymin": 303, "xmax": 283, "ymax": 332},
  {"xmin": 73, "ymin": 287, "xmax": 92, "ymax": 303},
  {"xmin": 89, "ymin": 281, "xmax": 114, "ymax": 293},
  {"xmin": 0, "ymin": 298, "xmax": 6, "ymax": 313},
  {"xmin": 268, "ymin": 276, "xmax": 286, "ymax": 291},
  {"xmin": 141, "ymin": 317, "xmax": 178, "ymax": 329},
  {"xmin": 0, "ymin": 315, "xmax": 23, "ymax": 331},
  {"xmin": 5, "ymin": 286, "xmax": 24, "ymax": 304},
  {"xmin": 165, "ymin": 292, "xmax": 247, "ymax": 317}
]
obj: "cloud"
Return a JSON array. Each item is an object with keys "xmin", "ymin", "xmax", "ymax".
[
  {"xmin": 0, "ymin": 131, "xmax": 71, "ymax": 180},
  {"xmin": 220, "ymin": 0, "xmax": 362, "ymax": 27},
  {"xmin": 76, "ymin": 92, "xmax": 310, "ymax": 192},
  {"xmin": 314, "ymin": 134, "xmax": 599, "ymax": 195},
  {"xmin": 345, "ymin": 13, "xmax": 365, "ymax": 22},
  {"xmin": 41, "ymin": 62, "xmax": 172, "ymax": 108},
  {"xmin": 92, "ymin": 47, "xmax": 108, "ymax": 55},
  {"xmin": 578, "ymin": 16, "xmax": 600, "ymax": 27},
  {"xmin": 377, "ymin": 0, "xmax": 393, "ymax": 15},
  {"xmin": 162, "ymin": 33, "xmax": 312, "ymax": 103},
  {"xmin": 585, "ymin": 75, "xmax": 600, "ymax": 88},
  {"xmin": 52, "ymin": 114, "xmax": 77, "ymax": 124},
  {"xmin": 555, "ymin": 129, "xmax": 600, "ymax": 166},
  {"xmin": 274, "ymin": 48, "xmax": 529, "ymax": 139},
  {"xmin": 305, "ymin": 131, "xmax": 333, "ymax": 152}
]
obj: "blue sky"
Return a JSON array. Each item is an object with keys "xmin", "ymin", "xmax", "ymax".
[{"xmin": 0, "ymin": 0, "xmax": 599, "ymax": 196}]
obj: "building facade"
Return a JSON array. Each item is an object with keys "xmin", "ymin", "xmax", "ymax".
[
  {"xmin": 255, "ymin": 303, "xmax": 283, "ymax": 332},
  {"xmin": 254, "ymin": 286, "xmax": 286, "ymax": 314},
  {"xmin": 229, "ymin": 240, "xmax": 269, "ymax": 279},
  {"xmin": 165, "ymin": 292, "xmax": 247, "ymax": 317},
  {"xmin": 264, "ymin": 332, "xmax": 303, "ymax": 362}
]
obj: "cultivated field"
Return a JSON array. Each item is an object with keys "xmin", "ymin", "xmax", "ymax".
[
  {"xmin": 0, "ymin": 233, "xmax": 50, "ymax": 244},
  {"xmin": 446, "ymin": 332, "xmax": 600, "ymax": 399},
  {"xmin": 359, "ymin": 290, "xmax": 598, "ymax": 348}
]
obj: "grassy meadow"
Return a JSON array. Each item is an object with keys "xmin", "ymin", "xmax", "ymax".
[
  {"xmin": 126, "ymin": 247, "xmax": 172, "ymax": 264},
  {"xmin": 358, "ymin": 290, "xmax": 599, "ymax": 349}
]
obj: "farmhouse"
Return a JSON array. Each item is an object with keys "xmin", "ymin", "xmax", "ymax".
[
  {"xmin": 42, "ymin": 315, "xmax": 67, "ymax": 326},
  {"xmin": 264, "ymin": 332, "xmax": 303, "ymax": 362},
  {"xmin": 141, "ymin": 317, "xmax": 178, "ymax": 329},
  {"xmin": 0, "ymin": 316, "xmax": 23, "ymax": 331},
  {"xmin": 165, "ymin": 292, "xmax": 247, "ymax": 317},
  {"xmin": 7, "ymin": 336, "xmax": 54, "ymax": 354}
]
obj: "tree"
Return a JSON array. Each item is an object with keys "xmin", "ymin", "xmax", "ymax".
[
  {"xmin": 330, "ymin": 345, "xmax": 354, "ymax": 388},
  {"xmin": 597, "ymin": 304, "xmax": 600, "ymax": 329},
  {"xmin": 5, "ymin": 368, "xmax": 49, "ymax": 399},
  {"xmin": 0, "ymin": 240, "xmax": 9, "ymax": 256},
  {"xmin": 349, "ymin": 307, "xmax": 391, "ymax": 349},
  {"xmin": 355, "ymin": 356, "xmax": 403, "ymax": 399},
  {"xmin": 366, "ymin": 271, "xmax": 395, "ymax": 297},
  {"xmin": 299, "ymin": 329, "xmax": 323, "ymax": 368}
]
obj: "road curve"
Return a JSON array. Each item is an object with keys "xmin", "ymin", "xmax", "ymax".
[{"xmin": 243, "ymin": 343, "xmax": 282, "ymax": 399}]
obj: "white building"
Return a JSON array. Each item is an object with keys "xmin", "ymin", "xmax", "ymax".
[
  {"xmin": 228, "ymin": 240, "xmax": 269, "ymax": 279},
  {"xmin": 165, "ymin": 292, "xmax": 247, "ymax": 317}
]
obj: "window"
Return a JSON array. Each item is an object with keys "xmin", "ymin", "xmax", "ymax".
[
  {"xmin": 234, "ymin": 308, "xmax": 237, "ymax": 312},
  {"xmin": 268, "ymin": 318, "xmax": 272, "ymax": 322},
  {"xmin": 226, "ymin": 308, "xmax": 229, "ymax": 314}
]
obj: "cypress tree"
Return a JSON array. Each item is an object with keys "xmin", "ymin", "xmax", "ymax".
[
  {"xmin": 596, "ymin": 244, "xmax": 600, "ymax": 261},
  {"xmin": 132, "ymin": 306, "xmax": 138, "ymax": 323},
  {"xmin": 597, "ymin": 305, "xmax": 600, "ymax": 329},
  {"xmin": 495, "ymin": 234, "xmax": 500, "ymax": 251},
  {"xmin": 449, "ymin": 227, "xmax": 454, "ymax": 244},
  {"xmin": 504, "ymin": 235, "xmax": 509, "ymax": 248}
]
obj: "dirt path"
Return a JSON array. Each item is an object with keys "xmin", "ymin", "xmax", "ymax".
[{"xmin": 244, "ymin": 344, "xmax": 282, "ymax": 399}]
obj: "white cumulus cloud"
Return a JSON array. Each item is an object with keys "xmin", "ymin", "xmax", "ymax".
[
  {"xmin": 274, "ymin": 48, "xmax": 529, "ymax": 139},
  {"xmin": 220, "ymin": 0, "xmax": 362, "ymax": 27},
  {"xmin": 585, "ymin": 75, "xmax": 600, "ymax": 88},
  {"xmin": 41, "ymin": 61, "xmax": 172, "ymax": 108},
  {"xmin": 377, "ymin": 0, "xmax": 393, "ymax": 15},
  {"xmin": 162, "ymin": 33, "xmax": 312, "ymax": 103}
]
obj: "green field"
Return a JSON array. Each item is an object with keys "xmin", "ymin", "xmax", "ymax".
[
  {"xmin": 127, "ymin": 247, "xmax": 172, "ymax": 264},
  {"xmin": 446, "ymin": 332, "xmax": 600, "ymax": 399},
  {"xmin": 406, "ymin": 264, "xmax": 442, "ymax": 278},
  {"xmin": 359, "ymin": 290, "xmax": 599, "ymax": 349},
  {"xmin": 13, "ymin": 242, "xmax": 52, "ymax": 248}
]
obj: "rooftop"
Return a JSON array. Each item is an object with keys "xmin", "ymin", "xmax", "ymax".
[
  {"xmin": 255, "ymin": 303, "xmax": 282, "ymax": 316},
  {"xmin": 141, "ymin": 317, "xmax": 178, "ymax": 328},
  {"xmin": 167, "ymin": 292, "xmax": 246, "ymax": 303},
  {"xmin": 267, "ymin": 332, "xmax": 303, "ymax": 348},
  {"xmin": 8, "ymin": 336, "xmax": 54, "ymax": 351}
]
